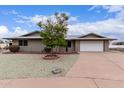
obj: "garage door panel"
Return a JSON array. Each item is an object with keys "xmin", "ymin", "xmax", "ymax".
[{"xmin": 80, "ymin": 41, "xmax": 103, "ymax": 52}]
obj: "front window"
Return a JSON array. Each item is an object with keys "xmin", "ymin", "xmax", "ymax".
[
  {"xmin": 24, "ymin": 40, "xmax": 28, "ymax": 46},
  {"xmin": 19, "ymin": 40, "xmax": 28, "ymax": 46},
  {"xmin": 67, "ymin": 41, "xmax": 71, "ymax": 47}
]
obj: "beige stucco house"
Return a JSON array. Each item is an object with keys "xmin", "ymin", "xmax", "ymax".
[{"xmin": 4, "ymin": 31, "xmax": 116, "ymax": 53}]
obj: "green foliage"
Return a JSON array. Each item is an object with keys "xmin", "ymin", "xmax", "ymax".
[{"xmin": 37, "ymin": 13, "xmax": 69, "ymax": 50}]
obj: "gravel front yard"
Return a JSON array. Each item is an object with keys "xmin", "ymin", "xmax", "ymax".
[{"xmin": 0, "ymin": 54, "xmax": 78, "ymax": 79}]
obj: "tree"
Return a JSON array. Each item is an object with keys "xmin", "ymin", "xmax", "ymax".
[{"xmin": 37, "ymin": 12, "xmax": 69, "ymax": 54}]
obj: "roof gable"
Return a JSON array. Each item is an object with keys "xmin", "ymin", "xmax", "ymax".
[
  {"xmin": 20, "ymin": 31, "xmax": 40, "ymax": 37},
  {"xmin": 79, "ymin": 33, "xmax": 106, "ymax": 38}
]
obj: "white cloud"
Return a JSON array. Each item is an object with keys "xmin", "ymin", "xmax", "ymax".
[
  {"xmin": 11, "ymin": 27, "xmax": 28, "ymax": 36},
  {"xmin": 0, "ymin": 10, "xmax": 18, "ymax": 15},
  {"xmin": 0, "ymin": 26, "xmax": 28, "ymax": 38},
  {"xmin": 15, "ymin": 20, "xmax": 25, "ymax": 23},
  {"xmin": 102, "ymin": 5, "xmax": 124, "ymax": 13},
  {"xmin": 16, "ymin": 14, "xmax": 51, "ymax": 25},
  {"xmin": 96, "ymin": 10, "xmax": 101, "ymax": 13},
  {"xmin": 17, "ymin": 15, "xmax": 29, "ymax": 19},
  {"xmin": 10, "ymin": 10, "xmax": 18, "ymax": 15},
  {"xmin": 0, "ymin": 26, "xmax": 9, "ymax": 34},
  {"xmin": 68, "ymin": 5, "xmax": 124, "ymax": 40},
  {"xmin": 30, "ymin": 15, "xmax": 48, "ymax": 24},
  {"xmin": 68, "ymin": 17, "xmax": 124, "ymax": 39},
  {"xmin": 88, "ymin": 5, "xmax": 99, "ymax": 11},
  {"xmin": 68, "ymin": 16, "xmax": 78, "ymax": 23},
  {"xmin": 88, "ymin": 5, "xmax": 124, "ymax": 13},
  {"xmin": 15, "ymin": 12, "xmax": 77, "ymax": 25}
]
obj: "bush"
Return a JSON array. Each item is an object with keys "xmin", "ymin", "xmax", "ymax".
[{"xmin": 9, "ymin": 45, "xmax": 20, "ymax": 52}]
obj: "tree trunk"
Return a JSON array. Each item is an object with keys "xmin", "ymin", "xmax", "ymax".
[{"xmin": 51, "ymin": 48, "xmax": 53, "ymax": 55}]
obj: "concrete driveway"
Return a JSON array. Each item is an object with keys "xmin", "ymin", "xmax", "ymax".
[
  {"xmin": 67, "ymin": 52, "xmax": 124, "ymax": 80},
  {"xmin": 66, "ymin": 52, "xmax": 124, "ymax": 87},
  {"xmin": 1, "ymin": 52, "xmax": 124, "ymax": 88}
]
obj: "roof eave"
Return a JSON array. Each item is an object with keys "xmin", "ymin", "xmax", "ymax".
[
  {"xmin": 3, "ymin": 37, "xmax": 42, "ymax": 40},
  {"xmin": 66, "ymin": 38, "xmax": 117, "ymax": 40},
  {"xmin": 4, "ymin": 37, "xmax": 117, "ymax": 41}
]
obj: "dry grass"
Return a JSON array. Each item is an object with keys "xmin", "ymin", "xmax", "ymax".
[{"xmin": 0, "ymin": 54, "xmax": 78, "ymax": 79}]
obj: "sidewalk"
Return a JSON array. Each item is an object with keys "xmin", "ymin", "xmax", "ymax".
[{"xmin": 0, "ymin": 77, "xmax": 97, "ymax": 88}]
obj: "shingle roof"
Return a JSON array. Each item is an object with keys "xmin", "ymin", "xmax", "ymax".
[
  {"xmin": 65, "ymin": 35, "xmax": 82, "ymax": 39},
  {"xmin": 3, "ymin": 31, "xmax": 116, "ymax": 40},
  {"xmin": 3, "ymin": 36, "xmax": 42, "ymax": 40}
]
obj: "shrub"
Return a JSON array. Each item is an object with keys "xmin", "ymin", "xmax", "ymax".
[{"xmin": 9, "ymin": 45, "xmax": 20, "ymax": 52}]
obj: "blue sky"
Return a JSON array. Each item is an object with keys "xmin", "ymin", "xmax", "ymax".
[{"xmin": 0, "ymin": 5, "xmax": 124, "ymax": 40}]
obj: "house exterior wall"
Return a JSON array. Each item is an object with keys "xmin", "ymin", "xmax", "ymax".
[
  {"xmin": 75, "ymin": 40, "xmax": 80, "ymax": 52},
  {"xmin": 12, "ymin": 39, "xmax": 76, "ymax": 53},
  {"xmin": 52, "ymin": 40, "xmax": 76, "ymax": 53},
  {"xmin": 12, "ymin": 39, "xmax": 109, "ymax": 53},
  {"xmin": 104, "ymin": 40, "xmax": 109, "ymax": 52},
  {"xmin": 12, "ymin": 39, "xmax": 45, "ymax": 52},
  {"xmin": 68, "ymin": 40, "xmax": 75, "ymax": 52}
]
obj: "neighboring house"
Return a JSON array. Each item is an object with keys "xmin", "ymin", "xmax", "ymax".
[
  {"xmin": 4, "ymin": 31, "xmax": 116, "ymax": 53},
  {"xmin": 109, "ymin": 40, "xmax": 124, "ymax": 49},
  {"xmin": 0, "ymin": 39, "xmax": 10, "ymax": 49}
]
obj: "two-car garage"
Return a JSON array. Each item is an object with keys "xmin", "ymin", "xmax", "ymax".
[{"xmin": 80, "ymin": 41, "xmax": 104, "ymax": 52}]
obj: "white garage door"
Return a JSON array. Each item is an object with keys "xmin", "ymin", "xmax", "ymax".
[{"xmin": 80, "ymin": 41, "xmax": 103, "ymax": 52}]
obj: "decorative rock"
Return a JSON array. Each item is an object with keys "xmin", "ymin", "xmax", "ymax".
[
  {"xmin": 43, "ymin": 54, "xmax": 59, "ymax": 60},
  {"xmin": 51, "ymin": 68, "xmax": 62, "ymax": 74}
]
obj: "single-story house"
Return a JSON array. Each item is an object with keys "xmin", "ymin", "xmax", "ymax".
[
  {"xmin": 4, "ymin": 31, "xmax": 116, "ymax": 53},
  {"xmin": 0, "ymin": 39, "xmax": 10, "ymax": 49}
]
